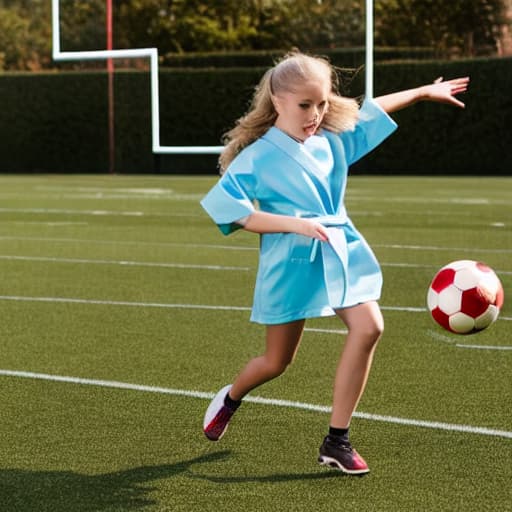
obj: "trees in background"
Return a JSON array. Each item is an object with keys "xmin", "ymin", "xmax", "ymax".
[
  {"xmin": 375, "ymin": 0, "xmax": 506, "ymax": 57},
  {"xmin": 0, "ymin": 0, "xmax": 509, "ymax": 71},
  {"xmin": 0, "ymin": 0, "xmax": 51, "ymax": 70},
  {"xmin": 112, "ymin": 0, "xmax": 365, "ymax": 53}
]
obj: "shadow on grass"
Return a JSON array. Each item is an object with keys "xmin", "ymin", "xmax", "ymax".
[
  {"xmin": 1, "ymin": 450, "xmax": 346, "ymax": 511},
  {"xmin": 191, "ymin": 468, "xmax": 344, "ymax": 484},
  {"xmin": 0, "ymin": 451, "xmax": 231, "ymax": 512}
]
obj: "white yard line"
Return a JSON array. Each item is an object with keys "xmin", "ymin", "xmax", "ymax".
[
  {"xmin": 0, "ymin": 294, "xmax": 509, "ymax": 333},
  {"xmin": 0, "ymin": 236, "xmax": 258, "ymax": 252},
  {"xmin": 0, "ymin": 294, "xmax": 510, "ymax": 321},
  {"xmin": 426, "ymin": 329, "xmax": 512, "ymax": 350},
  {"xmin": 0, "ymin": 369, "xmax": 510, "ymax": 440},
  {"xmin": 0, "ymin": 207, "xmax": 197, "ymax": 218},
  {"xmin": 0, "ymin": 295, "xmax": 253, "ymax": 311},
  {"xmin": 2, "ymin": 235, "xmax": 512, "ymax": 256},
  {"xmin": 0, "ymin": 255, "xmax": 250, "ymax": 271}
]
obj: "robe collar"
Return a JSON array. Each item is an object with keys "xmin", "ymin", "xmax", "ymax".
[{"xmin": 262, "ymin": 126, "xmax": 335, "ymax": 213}]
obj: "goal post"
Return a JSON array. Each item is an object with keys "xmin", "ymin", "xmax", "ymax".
[
  {"xmin": 365, "ymin": 0, "xmax": 374, "ymax": 99},
  {"xmin": 51, "ymin": 0, "xmax": 374, "ymax": 155}
]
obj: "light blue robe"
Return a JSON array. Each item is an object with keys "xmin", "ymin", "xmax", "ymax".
[{"xmin": 201, "ymin": 99, "xmax": 397, "ymax": 324}]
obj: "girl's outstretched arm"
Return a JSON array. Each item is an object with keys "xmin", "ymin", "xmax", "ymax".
[{"xmin": 375, "ymin": 77, "xmax": 470, "ymax": 113}]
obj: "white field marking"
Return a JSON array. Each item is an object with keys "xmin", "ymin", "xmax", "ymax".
[
  {"xmin": 7, "ymin": 193, "xmax": 205, "ymax": 201},
  {"xmin": 0, "ymin": 207, "xmax": 199, "ymax": 218},
  {"xmin": 427, "ymin": 329, "xmax": 512, "ymax": 351},
  {"xmin": 385, "ymin": 305, "xmax": 512, "ymax": 323},
  {"xmin": 116, "ymin": 194, "xmax": 204, "ymax": 201},
  {"xmin": 0, "ymin": 236, "xmax": 256, "ymax": 250},
  {"xmin": 380, "ymin": 306, "xmax": 425, "ymax": 313},
  {"xmin": 373, "ymin": 243, "xmax": 512, "ymax": 255},
  {"xmin": 0, "ymin": 295, "xmax": 510, "ymax": 323},
  {"xmin": 380, "ymin": 261, "xmax": 507, "ymax": 276},
  {"xmin": 8, "ymin": 253, "xmax": 484, "ymax": 275},
  {"xmin": 304, "ymin": 327, "xmax": 348, "ymax": 335},
  {"xmin": 0, "ymin": 368, "xmax": 510, "ymax": 440},
  {"xmin": 0, "ymin": 255, "xmax": 250, "ymax": 272},
  {"xmin": 380, "ymin": 262, "xmax": 435, "ymax": 269},
  {"xmin": 1, "ymin": 238, "xmax": 512, "ymax": 276},
  {"xmin": 354, "ymin": 207, "xmax": 509, "ymax": 223},
  {"xmin": 454, "ymin": 344, "xmax": 512, "ymax": 350},
  {"xmin": 381, "ymin": 262, "xmax": 511, "ymax": 276},
  {"xmin": 346, "ymin": 196, "xmax": 511, "ymax": 206},
  {"xmin": 0, "ymin": 296, "xmax": 252, "ymax": 311},
  {"xmin": 2, "ymin": 235, "xmax": 512, "ymax": 257},
  {"xmin": 380, "ymin": 306, "xmax": 511, "ymax": 323},
  {"xmin": 0, "ymin": 222, "xmax": 89, "ymax": 227},
  {"xmin": 35, "ymin": 185, "xmax": 174, "ymax": 194},
  {"xmin": 1, "ymin": 249, "xmax": 510, "ymax": 276},
  {"xmin": 0, "ymin": 236, "xmax": 258, "ymax": 252},
  {"xmin": 0, "ymin": 207, "xmax": 142, "ymax": 216},
  {"xmin": 30, "ymin": 185, "xmax": 204, "ymax": 201}
]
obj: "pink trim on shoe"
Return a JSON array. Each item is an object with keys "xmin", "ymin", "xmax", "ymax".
[{"xmin": 203, "ymin": 385, "xmax": 234, "ymax": 441}]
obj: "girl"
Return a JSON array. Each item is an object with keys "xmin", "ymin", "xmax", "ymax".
[{"xmin": 200, "ymin": 51, "xmax": 469, "ymax": 475}]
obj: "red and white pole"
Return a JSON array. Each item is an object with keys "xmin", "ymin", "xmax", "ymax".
[{"xmin": 106, "ymin": 0, "xmax": 115, "ymax": 173}]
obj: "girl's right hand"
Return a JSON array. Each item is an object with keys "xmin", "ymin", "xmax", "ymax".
[
  {"xmin": 298, "ymin": 219, "xmax": 329, "ymax": 242},
  {"xmin": 241, "ymin": 211, "xmax": 329, "ymax": 241}
]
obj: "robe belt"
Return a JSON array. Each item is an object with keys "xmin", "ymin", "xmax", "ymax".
[
  {"xmin": 303, "ymin": 214, "xmax": 349, "ymax": 307},
  {"xmin": 303, "ymin": 214, "xmax": 348, "ymax": 262}
]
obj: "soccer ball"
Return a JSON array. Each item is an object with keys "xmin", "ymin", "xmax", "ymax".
[{"xmin": 427, "ymin": 260, "xmax": 504, "ymax": 334}]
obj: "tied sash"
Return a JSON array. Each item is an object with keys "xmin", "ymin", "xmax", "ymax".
[{"xmin": 304, "ymin": 214, "xmax": 349, "ymax": 307}]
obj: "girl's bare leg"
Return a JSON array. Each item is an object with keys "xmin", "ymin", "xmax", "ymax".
[
  {"xmin": 229, "ymin": 319, "xmax": 305, "ymax": 401},
  {"xmin": 330, "ymin": 301, "xmax": 384, "ymax": 428}
]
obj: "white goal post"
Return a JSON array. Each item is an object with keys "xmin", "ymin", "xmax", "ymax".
[{"xmin": 51, "ymin": 0, "xmax": 374, "ymax": 155}]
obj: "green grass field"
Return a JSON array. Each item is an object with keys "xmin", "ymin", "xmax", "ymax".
[{"xmin": 0, "ymin": 174, "xmax": 510, "ymax": 512}]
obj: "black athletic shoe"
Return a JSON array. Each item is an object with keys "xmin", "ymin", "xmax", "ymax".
[{"xmin": 318, "ymin": 435, "xmax": 370, "ymax": 475}]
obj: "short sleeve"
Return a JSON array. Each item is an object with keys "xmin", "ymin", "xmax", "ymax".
[
  {"xmin": 340, "ymin": 98, "xmax": 398, "ymax": 165},
  {"xmin": 200, "ymin": 169, "xmax": 256, "ymax": 235}
]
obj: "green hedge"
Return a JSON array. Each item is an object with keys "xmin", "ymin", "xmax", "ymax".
[
  {"xmin": 0, "ymin": 72, "xmax": 109, "ymax": 173},
  {"xmin": 161, "ymin": 47, "xmax": 435, "ymax": 68},
  {"xmin": 0, "ymin": 57, "xmax": 511, "ymax": 175},
  {"xmin": 351, "ymin": 58, "xmax": 512, "ymax": 175}
]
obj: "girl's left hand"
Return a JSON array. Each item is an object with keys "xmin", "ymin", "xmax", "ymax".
[{"xmin": 423, "ymin": 77, "xmax": 470, "ymax": 108}]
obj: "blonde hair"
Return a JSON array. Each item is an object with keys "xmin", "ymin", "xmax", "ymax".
[{"xmin": 219, "ymin": 51, "xmax": 359, "ymax": 172}]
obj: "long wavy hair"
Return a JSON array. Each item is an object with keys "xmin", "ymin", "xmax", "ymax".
[{"xmin": 219, "ymin": 51, "xmax": 360, "ymax": 172}]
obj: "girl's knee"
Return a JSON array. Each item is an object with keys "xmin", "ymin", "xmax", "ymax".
[
  {"xmin": 351, "ymin": 319, "xmax": 384, "ymax": 347},
  {"xmin": 372, "ymin": 318, "xmax": 385, "ymax": 340},
  {"xmin": 368, "ymin": 319, "xmax": 384, "ymax": 342},
  {"xmin": 263, "ymin": 355, "xmax": 293, "ymax": 378},
  {"xmin": 336, "ymin": 302, "xmax": 384, "ymax": 344}
]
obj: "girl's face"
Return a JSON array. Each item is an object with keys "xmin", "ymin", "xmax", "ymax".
[{"xmin": 273, "ymin": 80, "xmax": 330, "ymax": 142}]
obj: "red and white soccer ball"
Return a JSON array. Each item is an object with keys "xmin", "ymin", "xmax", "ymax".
[{"xmin": 427, "ymin": 260, "xmax": 504, "ymax": 335}]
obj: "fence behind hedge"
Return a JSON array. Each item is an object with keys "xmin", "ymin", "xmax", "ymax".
[{"xmin": 0, "ymin": 57, "xmax": 510, "ymax": 174}]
